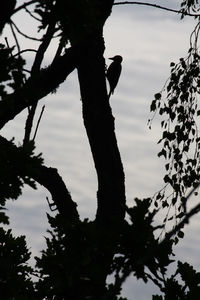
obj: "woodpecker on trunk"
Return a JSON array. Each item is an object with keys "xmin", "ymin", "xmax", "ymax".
[{"xmin": 106, "ymin": 55, "xmax": 123, "ymax": 99}]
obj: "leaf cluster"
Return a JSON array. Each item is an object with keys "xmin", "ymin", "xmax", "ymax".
[
  {"xmin": 35, "ymin": 215, "xmax": 112, "ymax": 299},
  {"xmin": 34, "ymin": 0, "xmax": 56, "ymax": 30},
  {"xmin": 180, "ymin": 0, "xmax": 200, "ymax": 18},
  {"xmin": 0, "ymin": 138, "xmax": 43, "ymax": 204},
  {"xmin": 34, "ymin": 200, "xmax": 174, "ymax": 299},
  {"xmin": 0, "ymin": 43, "xmax": 26, "ymax": 97},
  {"xmin": 111, "ymin": 199, "xmax": 173, "ymax": 287},
  {"xmin": 150, "ymin": 46, "xmax": 200, "ymax": 212},
  {"xmin": 33, "ymin": 198, "xmax": 200, "ymax": 300},
  {"xmin": 0, "ymin": 226, "xmax": 35, "ymax": 300},
  {"xmin": 153, "ymin": 261, "xmax": 200, "ymax": 299}
]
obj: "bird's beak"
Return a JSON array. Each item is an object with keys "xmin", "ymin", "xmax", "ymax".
[{"xmin": 109, "ymin": 57, "xmax": 114, "ymax": 60}]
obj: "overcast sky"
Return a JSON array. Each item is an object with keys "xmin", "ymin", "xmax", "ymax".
[{"xmin": 2, "ymin": 1, "xmax": 200, "ymax": 299}]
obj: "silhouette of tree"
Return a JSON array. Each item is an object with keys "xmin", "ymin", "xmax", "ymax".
[{"xmin": 1, "ymin": 1, "xmax": 200, "ymax": 299}]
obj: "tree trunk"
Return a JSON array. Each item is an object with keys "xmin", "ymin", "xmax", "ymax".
[
  {"xmin": 77, "ymin": 34, "xmax": 126, "ymax": 223},
  {"xmin": 76, "ymin": 33, "xmax": 126, "ymax": 298}
]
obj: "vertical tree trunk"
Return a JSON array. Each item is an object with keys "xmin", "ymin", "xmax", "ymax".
[
  {"xmin": 76, "ymin": 34, "xmax": 126, "ymax": 297},
  {"xmin": 77, "ymin": 35, "xmax": 126, "ymax": 223}
]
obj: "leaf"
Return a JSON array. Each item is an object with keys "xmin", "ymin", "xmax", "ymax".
[
  {"xmin": 165, "ymin": 163, "xmax": 170, "ymax": 171},
  {"xmin": 158, "ymin": 149, "xmax": 167, "ymax": 158},
  {"xmin": 152, "ymin": 295, "xmax": 163, "ymax": 300},
  {"xmin": 163, "ymin": 175, "xmax": 171, "ymax": 184},
  {"xmin": 177, "ymin": 261, "xmax": 200, "ymax": 287},
  {"xmin": 178, "ymin": 231, "xmax": 184, "ymax": 238},
  {"xmin": 172, "ymin": 197, "xmax": 177, "ymax": 205},
  {"xmin": 176, "ymin": 212, "xmax": 184, "ymax": 219},
  {"xmin": 150, "ymin": 100, "xmax": 157, "ymax": 112},
  {"xmin": 154, "ymin": 93, "xmax": 161, "ymax": 100}
]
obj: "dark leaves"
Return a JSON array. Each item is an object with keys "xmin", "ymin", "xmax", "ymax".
[
  {"xmin": 0, "ymin": 137, "xmax": 43, "ymax": 204},
  {"xmin": 150, "ymin": 45, "xmax": 200, "ymax": 212},
  {"xmin": 0, "ymin": 43, "xmax": 26, "ymax": 98}
]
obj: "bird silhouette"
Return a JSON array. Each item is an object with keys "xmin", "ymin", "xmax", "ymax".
[{"xmin": 106, "ymin": 55, "xmax": 123, "ymax": 99}]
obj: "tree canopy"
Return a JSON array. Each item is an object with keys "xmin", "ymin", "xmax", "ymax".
[{"xmin": 1, "ymin": 1, "xmax": 200, "ymax": 299}]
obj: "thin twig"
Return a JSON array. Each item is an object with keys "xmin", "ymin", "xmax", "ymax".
[
  {"xmin": 23, "ymin": 103, "xmax": 38, "ymax": 145},
  {"xmin": 23, "ymin": 18, "xmax": 56, "ymax": 145},
  {"xmin": 162, "ymin": 202, "xmax": 200, "ymax": 244},
  {"xmin": 4, "ymin": 37, "xmax": 10, "ymax": 49},
  {"xmin": 24, "ymin": 6, "xmax": 41, "ymax": 22},
  {"xmin": 9, "ymin": 22, "xmax": 20, "ymax": 54},
  {"xmin": 114, "ymin": 1, "xmax": 200, "ymax": 17},
  {"xmin": 13, "ymin": 49, "xmax": 37, "ymax": 57},
  {"xmin": 13, "ymin": 0, "xmax": 38, "ymax": 14},
  {"xmin": 10, "ymin": 19, "xmax": 42, "ymax": 41},
  {"xmin": 158, "ymin": 182, "xmax": 200, "ymax": 246},
  {"xmin": 33, "ymin": 105, "xmax": 45, "ymax": 141},
  {"xmin": 22, "ymin": 68, "xmax": 31, "ymax": 74}
]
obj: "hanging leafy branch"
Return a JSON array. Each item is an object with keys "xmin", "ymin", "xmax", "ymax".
[{"xmin": 149, "ymin": 22, "xmax": 200, "ymax": 216}]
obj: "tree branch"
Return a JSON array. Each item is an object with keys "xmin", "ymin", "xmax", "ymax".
[
  {"xmin": 32, "ymin": 165, "xmax": 79, "ymax": 221},
  {"xmin": 32, "ymin": 105, "xmax": 45, "ymax": 141},
  {"xmin": 23, "ymin": 18, "xmax": 57, "ymax": 145},
  {"xmin": 0, "ymin": 46, "xmax": 77, "ymax": 129},
  {"xmin": 13, "ymin": 49, "xmax": 37, "ymax": 57},
  {"xmin": 0, "ymin": 0, "xmax": 16, "ymax": 33},
  {"xmin": 131, "ymin": 191, "xmax": 200, "ymax": 277},
  {"xmin": 9, "ymin": 21, "xmax": 20, "ymax": 54},
  {"xmin": 114, "ymin": 1, "xmax": 200, "ymax": 17},
  {"xmin": 10, "ymin": 20, "xmax": 42, "ymax": 41},
  {"xmin": 13, "ymin": 0, "xmax": 38, "ymax": 15},
  {"xmin": 162, "ymin": 201, "xmax": 200, "ymax": 244},
  {"xmin": 31, "ymin": 19, "xmax": 56, "ymax": 74},
  {"xmin": 0, "ymin": 135, "xmax": 79, "ymax": 221}
]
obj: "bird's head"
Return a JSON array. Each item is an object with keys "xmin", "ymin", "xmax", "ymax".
[{"xmin": 109, "ymin": 55, "xmax": 123, "ymax": 63}]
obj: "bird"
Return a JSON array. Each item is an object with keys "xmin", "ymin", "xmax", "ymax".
[{"xmin": 106, "ymin": 55, "xmax": 123, "ymax": 99}]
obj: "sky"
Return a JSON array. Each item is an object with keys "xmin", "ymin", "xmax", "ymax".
[{"xmin": 1, "ymin": 1, "xmax": 200, "ymax": 299}]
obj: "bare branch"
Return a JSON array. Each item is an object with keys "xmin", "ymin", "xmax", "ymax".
[
  {"xmin": 23, "ymin": 102, "xmax": 37, "ymax": 145},
  {"xmin": 13, "ymin": 49, "xmax": 37, "ymax": 57},
  {"xmin": 10, "ymin": 19, "xmax": 42, "ymax": 41},
  {"xmin": 13, "ymin": 0, "xmax": 38, "ymax": 14},
  {"xmin": 24, "ymin": 6, "xmax": 41, "ymax": 22},
  {"xmin": 22, "ymin": 68, "xmax": 31, "ymax": 74},
  {"xmin": 114, "ymin": 1, "xmax": 200, "ymax": 17},
  {"xmin": 33, "ymin": 105, "xmax": 45, "ymax": 141},
  {"xmin": 23, "ymin": 19, "xmax": 56, "ymax": 145},
  {"xmin": 9, "ymin": 21, "xmax": 20, "ymax": 53}
]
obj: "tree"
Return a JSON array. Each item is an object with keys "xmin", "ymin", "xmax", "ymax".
[{"xmin": 1, "ymin": 1, "xmax": 200, "ymax": 299}]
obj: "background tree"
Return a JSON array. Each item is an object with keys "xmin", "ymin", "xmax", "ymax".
[{"xmin": 1, "ymin": 1, "xmax": 200, "ymax": 299}]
